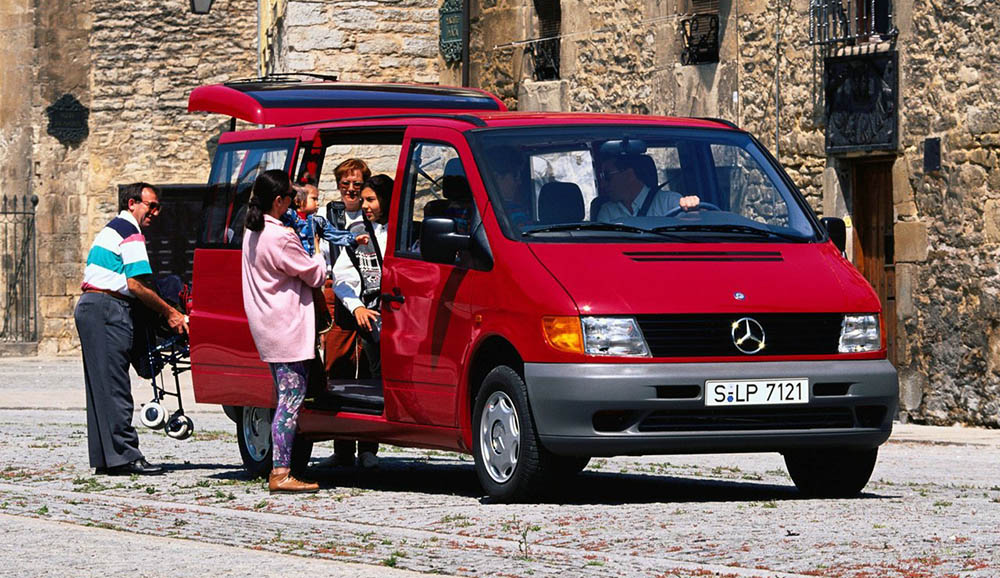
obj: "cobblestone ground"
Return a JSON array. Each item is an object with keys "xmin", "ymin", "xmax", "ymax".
[{"xmin": 1, "ymin": 357, "xmax": 999, "ymax": 577}]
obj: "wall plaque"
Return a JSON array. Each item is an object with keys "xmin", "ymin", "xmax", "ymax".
[
  {"xmin": 45, "ymin": 94, "xmax": 89, "ymax": 147},
  {"xmin": 825, "ymin": 51, "xmax": 898, "ymax": 154},
  {"xmin": 439, "ymin": 0, "xmax": 464, "ymax": 64}
]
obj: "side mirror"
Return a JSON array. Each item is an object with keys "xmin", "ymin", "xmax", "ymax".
[
  {"xmin": 420, "ymin": 218, "xmax": 471, "ymax": 264},
  {"xmin": 821, "ymin": 217, "xmax": 847, "ymax": 254}
]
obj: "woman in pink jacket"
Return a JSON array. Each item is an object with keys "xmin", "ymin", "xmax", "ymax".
[{"xmin": 241, "ymin": 169, "xmax": 326, "ymax": 493}]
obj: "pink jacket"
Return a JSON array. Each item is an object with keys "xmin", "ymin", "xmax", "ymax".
[{"xmin": 241, "ymin": 214, "xmax": 326, "ymax": 363}]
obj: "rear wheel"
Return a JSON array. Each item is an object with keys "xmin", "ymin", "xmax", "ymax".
[
  {"xmin": 784, "ymin": 447, "xmax": 879, "ymax": 497},
  {"xmin": 237, "ymin": 406, "xmax": 273, "ymax": 479},
  {"xmin": 472, "ymin": 366, "xmax": 551, "ymax": 502}
]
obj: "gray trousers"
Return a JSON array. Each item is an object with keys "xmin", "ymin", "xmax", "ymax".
[{"xmin": 74, "ymin": 292, "xmax": 143, "ymax": 469}]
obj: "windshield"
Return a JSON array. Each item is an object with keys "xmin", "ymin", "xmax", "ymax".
[{"xmin": 468, "ymin": 126, "xmax": 820, "ymax": 243}]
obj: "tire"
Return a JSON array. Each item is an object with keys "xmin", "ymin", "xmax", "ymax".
[
  {"xmin": 140, "ymin": 402, "xmax": 167, "ymax": 430},
  {"xmin": 165, "ymin": 412, "xmax": 194, "ymax": 440},
  {"xmin": 784, "ymin": 447, "xmax": 879, "ymax": 498},
  {"xmin": 472, "ymin": 365, "xmax": 551, "ymax": 502},
  {"xmin": 236, "ymin": 406, "xmax": 273, "ymax": 479}
]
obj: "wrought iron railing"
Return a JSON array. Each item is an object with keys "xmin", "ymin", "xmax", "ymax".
[
  {"xmin": 809, "ymin": 0, "xmax": 896, "ymax": 48},
  {"xmin": 0, "ymin": 194, "xmax": 38, "ymax": 343}
]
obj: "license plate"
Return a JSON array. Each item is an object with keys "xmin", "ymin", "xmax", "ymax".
[{"xmin": 705, "ymin": 378, "xmax": 809, "ymax": 406}]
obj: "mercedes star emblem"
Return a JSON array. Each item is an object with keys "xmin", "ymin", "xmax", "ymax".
[{"xmin": 731, "ymin": 317, "xmax": 766, "ymax": 354}]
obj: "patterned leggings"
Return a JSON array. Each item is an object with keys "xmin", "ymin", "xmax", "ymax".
[{"xmin": 268, "ymin": 361, "xmax": 308, "ymax": 469}]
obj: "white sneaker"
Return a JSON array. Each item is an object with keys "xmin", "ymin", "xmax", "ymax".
[{"xmin": 359, "ymin": 451, "xmax": 379, "ymax": 469}]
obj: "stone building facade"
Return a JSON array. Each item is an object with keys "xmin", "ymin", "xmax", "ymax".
[
  {"xmin": 469, "ymin": 0, "xmax": 1000, "ymax": 426},
  {"xmin": 0, "ymin": 0, "xmax": 257, "ymax": 355}
]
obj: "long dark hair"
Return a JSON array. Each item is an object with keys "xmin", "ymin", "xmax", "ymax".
[
  {"xmin": 364, "ymin": 174, "xmax": 394, "ymax": 224},
  {"xmin": 245, "ymin": 169, "xmax": 291, "ymax": 232}
]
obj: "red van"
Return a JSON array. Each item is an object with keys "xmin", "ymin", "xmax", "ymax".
[{"xmin": 186, "ymin": 79, "xmax": 898, "ymax": 501}]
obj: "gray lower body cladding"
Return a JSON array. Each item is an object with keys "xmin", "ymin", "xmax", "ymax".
[{"xmin": 523, "ymin": 359, "xmax": 898, "ymax": 457}]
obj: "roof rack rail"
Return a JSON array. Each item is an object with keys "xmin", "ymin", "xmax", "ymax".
[
  {"xmin": 287, "ymin": 112, "xmax": 488, "ymax": 128},
  {"xmin": 696, "ymin": 117, "xmax": 741, "ymax": 130},
  {"xmin": 225, "ymin": 72, "xmax": 339, "ymax": 86}
]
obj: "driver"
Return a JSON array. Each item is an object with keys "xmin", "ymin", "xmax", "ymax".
[{"xmin": 595, "ymin": 154, "xmax": 700, "ymax": 221}]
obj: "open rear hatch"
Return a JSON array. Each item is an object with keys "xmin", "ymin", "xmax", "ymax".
[{"xmin": 188, "ymin": 78, "xmax": 507, "ymax": 126}]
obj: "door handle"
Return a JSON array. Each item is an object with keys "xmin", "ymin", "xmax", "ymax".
[{"xmin": 381, "ymin": 287, "xmax": 405, "ymax": 305}]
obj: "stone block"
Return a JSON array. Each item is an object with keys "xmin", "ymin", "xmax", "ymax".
[
  {"xmin": 898, "ymin": 367, "xmax": 926, "ymax": 412},
  {"xmin": 967, "ymin": 105, "xmax": 1000, "ymax": 135},
  {"xmin": 895, "ymin": 263, "xmax": 917, "ymax": 319},
  {"xmin": 401, "ymin": 36, "xmax": 436, "ymax": 58},
  {"xmin": 989, "ymin": 322, "xmax": 1000, "ymax": 376},
  {"xmin": 984, "ymin": 199, "xmax": 1000, "ymax": 243},
  {"xmin": 288, "ymin": 26, "xmax": 345, "ymax": 51},
  {"xmin": 518, "ymin": 80, "xmax": 568, "ymax": 112},
  {"xmin": 358, "ymin": 37, "xmax": 400, "ymax": 55},
  {"xmin": 286, "ymin": 1, "xmax": 328, "ymax": 26},
  {"xmin": 892, "ymin": 156, "xmax": 913, "ymax": 205},
  {"xmin": 894, "ymin": 221, "xmax": 928, "ymax": 262}
]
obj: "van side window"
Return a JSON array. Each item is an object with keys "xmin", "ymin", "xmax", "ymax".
[
  {"xmin": 197, "ymin": 139, "xmax": 294, "ymax": 248},
  {"xmin": 397, "ymin": 142, "xmax": 482, "ymax": 266}
]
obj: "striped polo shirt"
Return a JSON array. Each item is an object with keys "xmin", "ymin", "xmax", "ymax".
[{"xmin": 81, "ymin": 210, "xmax": 152, "ymax": 297}]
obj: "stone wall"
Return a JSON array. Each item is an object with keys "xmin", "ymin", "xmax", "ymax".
[
  {"xmin": 469, "ymin": 0, "xmax": 1000, "ymax": 425},
  {"xmin": 272, "ymin": 0, "xmax": 441, "ymax": 83},
  {"xmin": 893, "ymin": 0, "xmax": 1000, "ymax": 426},
  {"xmin": 20, "ymin": 0, "xmax": 257, "ymax": 354}
]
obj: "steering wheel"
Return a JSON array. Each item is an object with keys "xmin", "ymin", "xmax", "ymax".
[{"xmin": 663, "ymin": 202, "xmax": 721, "ymax": 218}]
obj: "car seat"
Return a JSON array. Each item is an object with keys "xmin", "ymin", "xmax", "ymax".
[{"xmin": 538, "ymin": 181, "xmax": 584, "ymax": 224}]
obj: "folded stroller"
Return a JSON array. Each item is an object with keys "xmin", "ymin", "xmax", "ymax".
[{"xmin": 130, "ymin": 274, "xmax": 194, "ymax": 440}]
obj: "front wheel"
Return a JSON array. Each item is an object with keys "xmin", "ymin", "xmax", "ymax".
[
  {"xmin": 472, "ymin": 366, "xmax": 550, "ymax": 502},
  {"xmin": 237, "ymin": 406, "xmax": 273, "ymax": 479},
  {"xmin": 783, "ymin": 447, "xmax": 879, "ymax": 498}
]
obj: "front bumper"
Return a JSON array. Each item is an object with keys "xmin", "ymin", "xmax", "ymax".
[{"xmin": 524, "ymin": 359, "xmax": 898, "ymax": 457}]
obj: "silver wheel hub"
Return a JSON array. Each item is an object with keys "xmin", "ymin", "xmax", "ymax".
[
  {"xmin": 479, "ymin": 391, "xmax": 520, "ymax": 484},
  {"xmin": 242, "ymin": 407, "xmax": 272, "ymax": 462}
]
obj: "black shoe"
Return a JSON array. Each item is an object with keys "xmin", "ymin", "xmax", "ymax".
[{"xmin": 104, "ymin": 458, "xmax": 165, "ymax": 476}]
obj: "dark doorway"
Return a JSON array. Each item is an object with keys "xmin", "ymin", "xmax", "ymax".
[
  {"xmin": 121, "ymin": 183, "xmax": 206, "ymax": 285},
  {"xmin": 851, "ymin": 160, "xmax": 896, "ymax": 365}
]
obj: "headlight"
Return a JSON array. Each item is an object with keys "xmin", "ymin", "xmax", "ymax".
[
  {"xmin": 582, "ymin": 317, "xmax": 651, "ymax": 357},
  {"xmin": 839, "ymin": 314, "xmax": 880, "ymax": 353}
]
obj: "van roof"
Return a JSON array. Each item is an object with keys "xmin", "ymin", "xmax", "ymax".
[
  {"xmin": 188, "ymin": 79, "xmax": 740, "ymax": 132},
  {"xmin": 187, "ymin": 79, "xmax": 507, "ymax": 125}
]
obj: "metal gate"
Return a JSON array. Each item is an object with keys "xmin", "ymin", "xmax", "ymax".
[{"xmin": 0, "ymin": 194, "xmax": 38, "ymax": 343}]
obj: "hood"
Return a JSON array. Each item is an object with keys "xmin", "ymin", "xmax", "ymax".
[{"xmin": 528, "ymin": 241, "xmax": 881, "ymax": 315}]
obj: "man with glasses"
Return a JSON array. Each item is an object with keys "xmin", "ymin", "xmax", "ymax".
[
  {"xmin": 74, "ymin": 183, "xmax": 188, "ymax": 476},
  {"xmin": 595, "ymin": 154, "xmax": 700, "ymax": 222}
]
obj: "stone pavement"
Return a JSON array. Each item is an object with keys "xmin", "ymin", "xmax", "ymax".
[{"xmin": 1, "ymin": 355, "xmax": 999, "ymax": 577}]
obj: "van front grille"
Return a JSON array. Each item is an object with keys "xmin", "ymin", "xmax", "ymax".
[
  {"xmin": 635, "ymin": 313, "xmax": 843, "ymax": 357},
  {"xmin": 637, "ymin": 407, "xmax": 855, "ymax": 432}
]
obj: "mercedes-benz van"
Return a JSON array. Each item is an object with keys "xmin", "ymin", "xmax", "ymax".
[{"xmin": 186, "ymin": 79, "xmax": 898, "ymax": 501}]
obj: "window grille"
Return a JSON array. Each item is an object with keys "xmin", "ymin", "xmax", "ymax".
[
  {"xmin": 809, "ymin": 0, "xmax": 895, "ymax": 49},
  {"xmin": 530, "ymin": 0, "xmax": 560, "ymax": 80},
  {"xmin": 680, "ymin": 0, "xmax": 720, "ymax": 66}
]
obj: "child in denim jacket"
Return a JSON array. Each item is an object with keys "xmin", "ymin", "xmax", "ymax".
[{"xmin": 282, "ymin": 180, "xmax": 366, "ymax": 255}]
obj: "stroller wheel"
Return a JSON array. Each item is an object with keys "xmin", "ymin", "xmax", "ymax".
[
  {"xmin": 166, "ymin": 412, "xmax": 194, "ymax": 440},
  {"xmin": 140, "ymin": 402, "xmax": 167, "ymax": 430}
]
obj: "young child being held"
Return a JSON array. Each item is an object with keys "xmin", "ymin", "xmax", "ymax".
[{"xmin": 282, "ymin": 177, "xmax": 368, "ymax": 255}]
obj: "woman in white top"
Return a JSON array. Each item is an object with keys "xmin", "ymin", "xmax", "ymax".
[{"xmin": 331, "ymin": 174, "xmax": 393, "ymax": 467}]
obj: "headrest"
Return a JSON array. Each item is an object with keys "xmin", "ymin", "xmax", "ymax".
[
  {"xmin": 620, "ymin": 154, "xmax": 658, "ymax": 189},
  {"xmin": 538, "ymin": 181, "xmax": 584, "ymax": 224},
  {"xmin": 442, "ymin": 158, "xmax": 472, "ymax": 201}
]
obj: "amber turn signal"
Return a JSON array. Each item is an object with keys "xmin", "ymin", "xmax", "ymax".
[{"xmin": 542, "ymin": 316, "xmax": 583, "ymax": 354}]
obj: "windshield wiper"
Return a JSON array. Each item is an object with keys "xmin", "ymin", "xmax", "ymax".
[
  {"xmin": 522, "ymin": 222, "xmax": 690, "ymax": 241},
  {"xmin": 652, "ymin": 223, "xmax": 810, "ymax": 242}
]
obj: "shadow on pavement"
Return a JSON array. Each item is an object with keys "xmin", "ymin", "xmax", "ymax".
[{"xmin": 293, "ymin": 457, "xmax": 895, "ymax": 504}]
